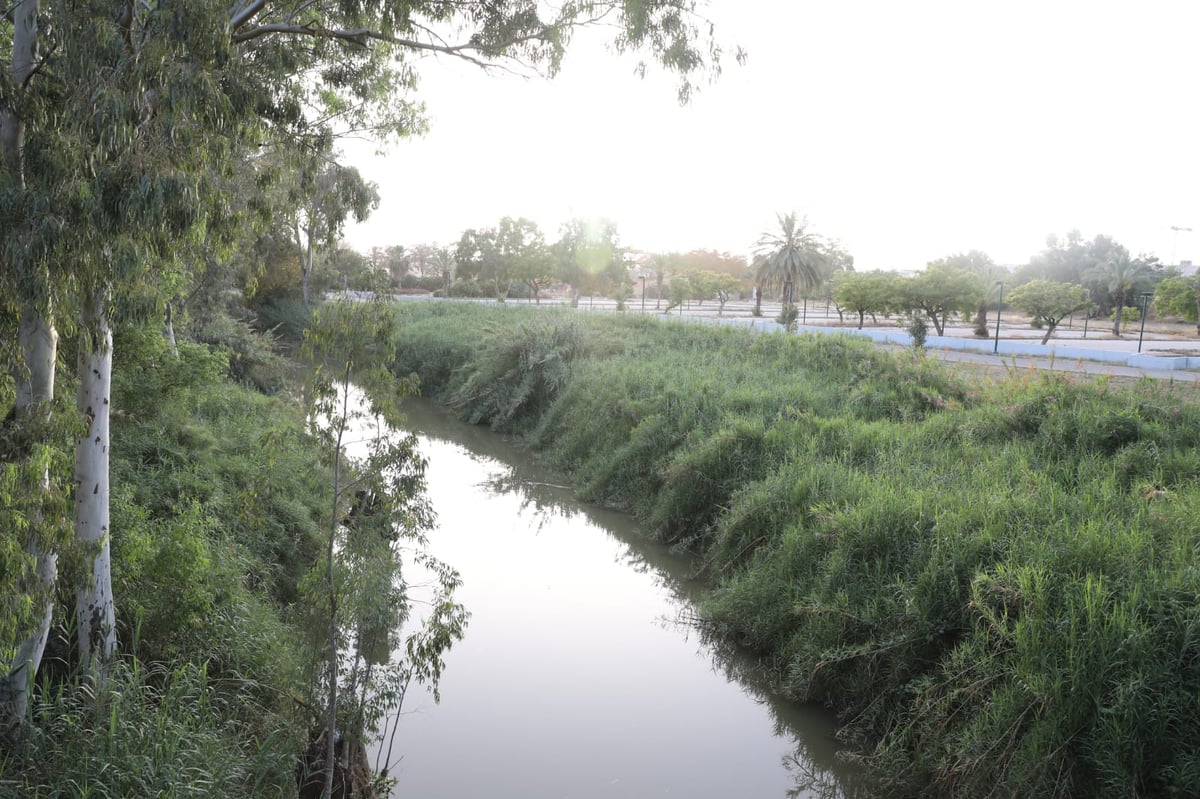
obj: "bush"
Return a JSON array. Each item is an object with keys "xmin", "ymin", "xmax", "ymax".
[{"xmin": 907, "ymin": 313, "xmax": 928, "ymax": 348}]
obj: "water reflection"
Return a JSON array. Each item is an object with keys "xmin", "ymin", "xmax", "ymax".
[{"xmin": 384, "ymin": 398, "xmax": 861, "ymax": 799}]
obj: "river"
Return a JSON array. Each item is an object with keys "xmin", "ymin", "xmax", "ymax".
[{"xmin": 372, "ymin": 399, "xmax": 856, "ymax": 798}]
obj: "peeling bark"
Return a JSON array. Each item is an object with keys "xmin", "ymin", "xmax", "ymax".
[{"xmin": 74, "ymin": 292, "xmax": 116, "ymax": 672}]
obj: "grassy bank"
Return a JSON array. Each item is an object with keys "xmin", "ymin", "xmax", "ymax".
[
  {"xmin": 2, "ymin": 328, "xmax": 326, "ymax": 796},
  {"xmin": 390, "ymin": 302, "xmax": 1200, "ymax": 798}
]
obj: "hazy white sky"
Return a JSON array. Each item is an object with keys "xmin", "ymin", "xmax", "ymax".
[{"xmin": 343, "ymin": 1, "xmax": 1200, "ymax": 271}]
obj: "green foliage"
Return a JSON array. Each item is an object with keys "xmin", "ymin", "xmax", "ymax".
[
  {"xmin": 301, "ymin": 299, "xmax": 466, "ymax": 786},
  {"xmin": 390, "ymin": 302, "xmax": 1200, "ymax": 798},
  {"xmin": 552, "ymin": 217, "xmax": 625, "ymax": 304},
  {"xmin": 1153, "ymin": 274, "xmax": 1200, "ymax": 323},
  {"xmin": 0, "ymin": 397, "xmax": 74, "ymax": 658},
  {"xmin": 450, "ymin": 313, "xmax": 589, "ymax": 430},
  {"xmin": 1007, "ymin": 279, "xmax": 1092, "ymax": 344},
  {"xmin": 899, "ymin": 265, "xmax": 985, "ymax": 336},
  {"xmin": 1113, "ymin": 306, "xmax": 1139, "ymax": 324},
  {"xmin": 1, "ymin": 661, "xmax": 297, "ymax": 797},
  {"xmin": 753, "ymin": 212, "xmax": 830, "ymax": 302},
  {"xmin": 907, "ymin": 313, "xmax": 928, "ymax": 348},
  {"xmin": 1, "ymin": 320, "xmax": 326, "ymax": 793},
  {"xmin": 832, "ymin": 270, "xmax": 897, "ymax": 329},
  {"xmin": 776, "ymin": 302, "xmax": 799, "ymax": 329}
]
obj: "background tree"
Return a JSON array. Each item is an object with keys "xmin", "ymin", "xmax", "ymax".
[
  {"xmin": 647, "ymin": 252, "xmax": 682, "ymax": 310},
  {"xmin": 315, "ymin": 246, "xmax": 382, "ymax": 294},
  {"xmin": 753, "ymin": 213, "xmax": 829, "ymax": 319},
  {"xmin": 665, "ymin": 274, "xmax": 693, "ymax": 313},
  {"xmin": 456, "ymin": 227, "xmax": 506, "ymax": 299},
  {"xmin": 1013, "ymin": 230, "xmax": 1096, "ymax": 286},
  {"xmin": 808, "ymin": 239, "xmax": 854, "ymax": 322},
  {"xmin": 899, "ymin": 265, "xmax": 985, "ymax": 336},
  {"xmin": 369, "ymin": 245, "xmax": 410, "ymax": 288},
  {"xmin": 433, "ymin": 246, "xmax": 456, "ymax": 296},
  {"xmin": 709, "ymin": 272, "xmax": 744, "ymax": 315},
  {"xmin": 498, "ymin": 217, "xmax": 552, "ymax": 304},
  {"xmin": 292, "ymin": 161, "xmax": 380, "ymax": 304},
  {"xmin": 928, "ymin": 251, "xmax": 1005, "ymax": 335},
  {"xmin": 1086, "ymin": 246, "xmax": 1153, "ymax": 335},
  {"xmin": 1006, "ymin": 280, "xmax": 1092, "ymax": 345},
  {"xmin": 833, "ymin": 271, "xmax": 897, "ymax": 329},
  {"xmin": 1154, "ymin": 274, "xmax": 1200, "ymax": 333},
  {"xmin": 552, "ymin": 218, "xmax": 623, "ymax": 306},
  {"xmin": 406, "ymin": 244, "xmax": 439, "ymax": 281},
  {"xmin": 673, "ymin": 249, "xmax": 749, "ymax": 279}
]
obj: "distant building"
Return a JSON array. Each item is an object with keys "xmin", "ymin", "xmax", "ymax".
[{"xmin": 1179, "ymin": 260, "xmax": 1198, "ymax": 276}]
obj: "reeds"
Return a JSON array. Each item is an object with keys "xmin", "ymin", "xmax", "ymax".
[{"xmin": 391, "ymin": 302, "xmax": 1200, "ymax": 797}]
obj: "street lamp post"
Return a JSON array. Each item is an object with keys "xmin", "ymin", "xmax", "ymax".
[
  {"xmin": 993, "ymin": 282, "xmax": 1004, "ymax": 355},
  {"xmin": 1137, "ymin": 291, "xmax": 1154, "ymax": 353},
  {"xmin": 640, "ymin": 274, "xmax": 646, "ymax": 312},
  {"xmin": 1171, "ymin": 225, "xmax": 1193, "ymax": 266}
]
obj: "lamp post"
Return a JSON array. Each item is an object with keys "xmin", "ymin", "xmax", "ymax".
[
  {"xmin": 993, "ymin": 281, "xmax": 1004, "ymax": 355},
  {"xmin": 640, "ymin": 273, "xmax": 646, "ymax": 312},
  {"xmin": 1171, "ymin": 225, "xmax": 1193, "ymax": 266},
  {"xmin": 1137, "ymin": 291, "xmax": 1154, "ymax": 353}
]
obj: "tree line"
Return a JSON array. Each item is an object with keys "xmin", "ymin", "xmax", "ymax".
[{"xmin": 356, "ymin": 218, "xmax": 1197, "ymax": 346}]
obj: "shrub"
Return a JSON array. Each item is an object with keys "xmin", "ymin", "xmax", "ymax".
[{"xmin": 907, "ymin": 313, "xmax": 928, "ymax": 348}]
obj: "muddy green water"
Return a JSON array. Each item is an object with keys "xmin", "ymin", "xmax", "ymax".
[{"xmin": 374, "ymin": 399, "xmax": 855, "ymax": 798}]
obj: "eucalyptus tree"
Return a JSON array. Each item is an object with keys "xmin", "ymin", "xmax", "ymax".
[
  {"xmin": 292, "ymin": 161, "xmax": 380, "ymax": 303},
  {"xmin": 0, "ymin": 0, "xmax": 730, "ymax": 754},
  {"xmin": 0, "ymin": 0, "xmax": 64, "ymax": 725},
  {"xmin": 753, "ymin": 213, "xmax": 829, "ymax": 319}
]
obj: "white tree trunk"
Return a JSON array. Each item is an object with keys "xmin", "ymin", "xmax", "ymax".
[
  {"xmin": 0, "ymin": 0, "xmax": 52, "ymax": 728},
  {"xmin": 164, "ymin": 300, "xmax": 178, "ymax": 354},
  {"xmin": 0, "ymin": 303, "xmax": 58, "ymax": 726},
  {"xmin": 298, "ymin": 219, "xmax": 315, "ymax": 304},
  {"xmin": 74, "ymin": 292, "xmax": 116, "ymax": 671}
]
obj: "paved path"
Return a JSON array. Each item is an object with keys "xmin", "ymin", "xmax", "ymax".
[
  {"xmin": 399, "ymin": 294, "xmax": 1200, "ymax": 384},
  {"xmin": 917, "ymin": 346, "xmax": 1200, "ymax": 385}
]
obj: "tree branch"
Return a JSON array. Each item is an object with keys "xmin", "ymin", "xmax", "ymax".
[{"xmin": 228, "ymin": 0, "xmax": 268, "ymax": 32}]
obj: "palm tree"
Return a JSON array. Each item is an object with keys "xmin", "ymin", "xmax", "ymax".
[
  {"xmin": 434, "ymin": 246, "xmax": 456, "ymax": 295},
  {"xmin": 1087, "ymin": 247, "xmax": 1150, "ymax": 335},
  {"xmin": 753, "ymin": 213, "xmax": 828, "ymax": 320}
]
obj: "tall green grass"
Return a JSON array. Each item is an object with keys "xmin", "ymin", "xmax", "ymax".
[
  {"xmin": 391, "ymin": 302, "xmax": 1200, "ymax": 798},
  {"xmin": 2, "ymin": 325, "xmax": 324, "ymax": 796}
]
